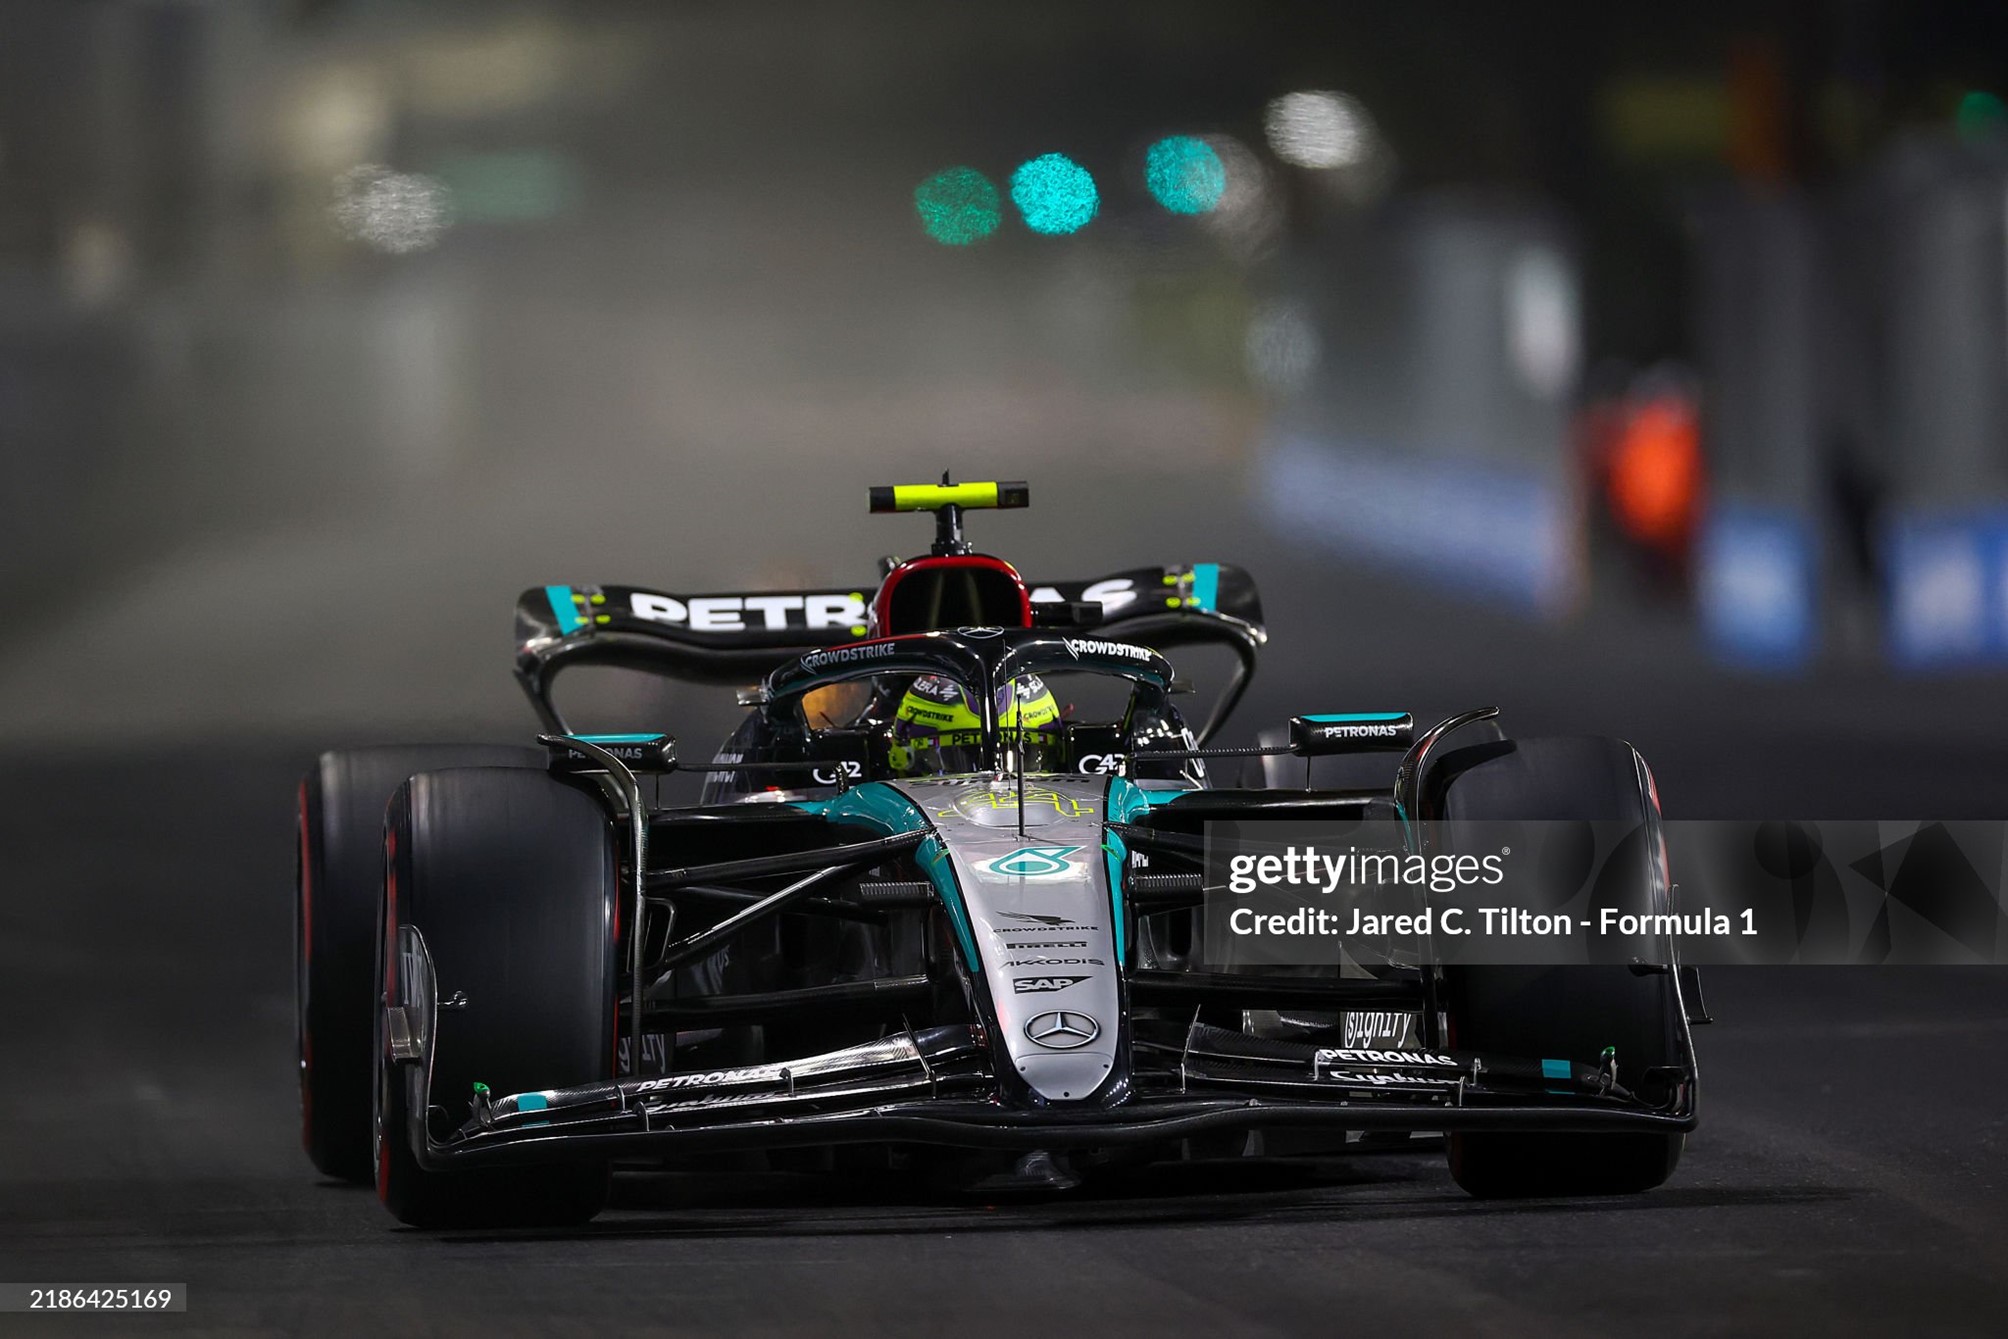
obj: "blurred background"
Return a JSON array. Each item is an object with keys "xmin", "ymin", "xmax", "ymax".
[
  {"xmin": 7, "ymin": 10, "xmax": 2008, "ymax": 1323},
  {"xmin": 2, "ymin": 0, "xmax": 2008, "ymax": 783}
]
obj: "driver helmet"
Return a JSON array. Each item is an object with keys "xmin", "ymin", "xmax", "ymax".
[{"xmin": 888, "ymin": 673, "xmax": 1061, "ymax": 776}]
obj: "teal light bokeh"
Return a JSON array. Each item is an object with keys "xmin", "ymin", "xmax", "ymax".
[
  {"xmin": 914, "ymin": 167, "xmax": 1002, "ymax": 245},
  {"xmin": 1956, "ymin": 90, "xmax": 2008, "ymax": 143},
  {"xmin": 1009, "ymin": 154, "xmax": 1099, "ymax": 235},
  {"xmin": 1144, "ymin": 136, "xmax": 1226, "ymax": 214}
]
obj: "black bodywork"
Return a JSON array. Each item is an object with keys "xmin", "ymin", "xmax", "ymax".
[{"xmin": 378, "ymin": 556, "xmax": 1701, "ymax": 1176}]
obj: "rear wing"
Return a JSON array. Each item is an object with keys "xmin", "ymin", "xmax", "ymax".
[{"xmin": 514, "ymin": 564, "xmax": 1265, "ymax": 736}]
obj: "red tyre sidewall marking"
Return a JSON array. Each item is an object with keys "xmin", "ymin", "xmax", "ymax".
[
  {"xmin": 377, "ymin": 823, "xmax": 399, "ymax": 1202},
  {"xmin": 297, "ymin": 780, "xmax": 313, "ymax": 1153},
  {"xmin": 612, "ymin": 858, "xmax": 623, "ymax": 1077}
]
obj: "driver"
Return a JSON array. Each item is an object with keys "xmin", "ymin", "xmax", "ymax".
[{"xmin": 887, "ymin": 673, "xmax": 1062, "ymax": 776}]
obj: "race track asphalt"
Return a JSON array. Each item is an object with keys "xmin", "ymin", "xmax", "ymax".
[{"xmin": 2, "ymin": 743, "xmax": 2005, "ymax": 1338}]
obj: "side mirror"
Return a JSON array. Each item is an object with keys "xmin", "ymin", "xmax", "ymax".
[
  {"xmin": 1289, "ymin": 713, "xmax": 1413, "ymax": 755},
  {"xmin": 545, "ymin": 732, "xmax": 679, "ymax": 773}
]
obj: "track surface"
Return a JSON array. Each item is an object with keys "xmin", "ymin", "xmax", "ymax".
[{"xmin": 3, "ymin": 747, "xmax": 2006, "ymax": 1337}]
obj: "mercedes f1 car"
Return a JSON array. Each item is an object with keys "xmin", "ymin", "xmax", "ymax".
[{"xmin": 295, "ymin": 480, "xmax": 1702, "ymax": 1227}]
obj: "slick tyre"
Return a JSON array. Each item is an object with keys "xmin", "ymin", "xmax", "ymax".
[
  {"xmin": 374, "ymin": 766, "xmax": 616, "ymax": 1229},
  {"xmin": 296, "ymin": 744, "xmax": 541, "ymax": 1182},
  {"xmin": 1432, "ymin": 735, "xmax": 1686, "ymax": 1198}
]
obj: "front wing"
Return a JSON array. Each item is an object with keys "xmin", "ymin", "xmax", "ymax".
[{"xmin": 389, "ymin": 929, "xmax": 1695, "ymax": 1171}]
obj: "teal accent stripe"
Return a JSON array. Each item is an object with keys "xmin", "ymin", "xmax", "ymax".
[
  {"xmin": 1190, "ymin": 562, "xmax": 1220, "ymax": 611},
  {"xmin": 1303, "ymin": 712, "xmax": 1409, "ymax": 722},
  {"xmin": 545, "ymin": 585, "xmax": 585, "ymax": 634},
  {"xmin": 1541, "ymin": 1058, "xmax": 1571, "ymax": 1081},
  {"xmin": 517, "ymin": 1092, "xmax": 550, "ymax": 1126},
  {"xmin": 790, "ymin": 785, "xmax": 978, "ymax": 969},
  {"xmin": 571, "ymin": 733, "xmax": 665, "ymax": 744},
  {"xmin": 917, "ymin": 840, "xmax": 977, "ymax": 967},
  {"xmin": 1105, "ymin": 776, "xmax": 1157, "ymax": 966},
  {"xmin": 1102, "ymin": 833, "xmax": 1129, "ymax": 965}
]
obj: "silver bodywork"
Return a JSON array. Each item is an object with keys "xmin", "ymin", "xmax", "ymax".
[{"xmin": 890, "ymin": 775, "xmax": 1122, "ymax": 1103}]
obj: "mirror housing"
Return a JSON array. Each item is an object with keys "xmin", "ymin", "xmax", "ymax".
[
  {"xmin": 1290, "ymin": 713, "xmax": 1413, "ymax": 755},
  {"xmin": 546, "ymin": 732, "xmax": 678, "ymax": 773}
]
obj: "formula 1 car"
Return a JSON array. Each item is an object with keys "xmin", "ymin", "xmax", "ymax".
[{"xmin": 295, "ymin": 480, "xmax": 1702, "ymax": 1227}]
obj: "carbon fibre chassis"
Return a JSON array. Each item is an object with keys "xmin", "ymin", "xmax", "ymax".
[
  {"xmin": 381, "ymin": 674, "xmax": 1700, "ymax": 1172},
  {"xmin": 388, "ymin": 926, "xmax": 1698, "ymax": 1171}
]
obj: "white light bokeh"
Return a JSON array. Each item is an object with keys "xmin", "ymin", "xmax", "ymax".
[
  {"xmin": 330, "ymin": 165, "xmax": 455, "ymax": 254},
  {"xmin": 1263, "ymin": 91, "xmax": 1373, "ymax": 169},
  {"xmin": 1197, "ymin": 134, "xmax": 1281, "ymax": 262},
  {"xmin": 61, "ymin": 218, "xmax": 132, "ymax": 308},
  {"xmin": 1505, "ymin": 247, "xmax": 1581, "ymax": 401},
  {"xmin": 1244, "ymin": 299, "xmax": 1322, "ymax": 393}
]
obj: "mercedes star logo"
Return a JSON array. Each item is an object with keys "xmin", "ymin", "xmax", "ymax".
[{"xmin": 1024, "ymin": 1011, "xmax": 1100, "ymax": 1050}]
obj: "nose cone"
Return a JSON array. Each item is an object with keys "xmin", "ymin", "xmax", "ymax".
[
  {"xmin": 1013, "ymin": 1032, "xmax": 1114, "ymax": 1103},
  {"xmin": 905, "ymin": 774, "xmax": 1123, "ymax": 1106}
]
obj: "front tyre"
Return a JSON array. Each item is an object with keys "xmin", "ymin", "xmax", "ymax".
[
  {"xmin": 374, "ymin": 766, "xmax": 617, "ymax": 1228},
  {"xmin": 1432, "ymin": 735, "xmax": 1687, "ymax": 1198},
  {"xmin": 297, "ymin": 744, "xmax": 541, "ymax": 1182}
]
